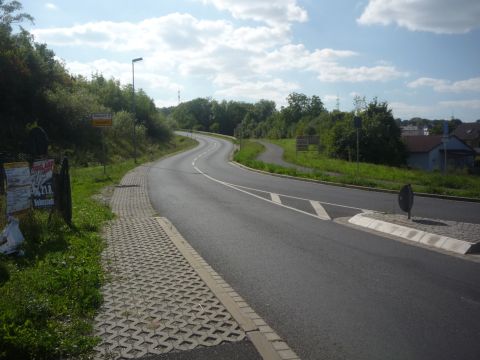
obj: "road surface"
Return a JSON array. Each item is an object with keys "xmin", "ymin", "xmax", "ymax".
[{"xmin": 148, "ymin": 133, "xmax": 480, "ymax": 360}]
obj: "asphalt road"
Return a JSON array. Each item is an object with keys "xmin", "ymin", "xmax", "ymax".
[{"xmin": 148, "ymin": 133, "xmax": 480, "ymax": 360}]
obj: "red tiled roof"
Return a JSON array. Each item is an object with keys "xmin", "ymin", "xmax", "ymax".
[{"xmin": 402, "ymin": 135, "xmax": 442, "ymax": 153}]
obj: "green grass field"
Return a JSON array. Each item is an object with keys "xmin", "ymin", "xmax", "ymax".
[
  {"xmin": 234, "ymin": 139, "xmax": 480, "ymax": 199},
  {"xmin": 0, "ymin": 135, "xmax": 197, "ymax": 360}
]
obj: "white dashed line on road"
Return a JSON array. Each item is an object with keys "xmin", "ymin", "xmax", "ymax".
[
  {"xmin": 270, "ymin": 193, "xmax": 281, "ymax": 204},
  {"xmin": 310, "ymin": 200, "xmax": 331, "ymax": 220}
]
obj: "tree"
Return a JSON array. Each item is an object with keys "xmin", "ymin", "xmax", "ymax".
[
  {"xmin": 0, "ymin": 2, "xmax": 171, "ymax": 161},
  {"xmin": 360, "ymin": 98, "xmax": 406, "ymax": 165},
  {"xmin": 0, "ymin": 0, "xmax": 33, "ymax": 30},
  {"xmin": 307, "ymin": 95, "xmax": 324, "ymax": 117},
  {"xmin": 0, "ymin": 6, "xmax": 70, "ymax": 151},
  {"xmin": 324, "ymin": 99, "xmax": 406, "ymax": 165}
]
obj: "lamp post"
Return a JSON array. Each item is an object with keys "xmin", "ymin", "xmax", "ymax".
[{"xmin": 132, "ymin": 57, "xmax": 143, "ymax": 163}]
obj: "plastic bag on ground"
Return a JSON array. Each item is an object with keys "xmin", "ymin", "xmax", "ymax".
[{"xmin": 0, "ymin": 217, "xmax": 25, "ymax": 255}]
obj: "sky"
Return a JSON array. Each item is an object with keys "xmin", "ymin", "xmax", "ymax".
[{"xmin": 19, "ymin": 0, "xmax": 480, "ymax": 121}]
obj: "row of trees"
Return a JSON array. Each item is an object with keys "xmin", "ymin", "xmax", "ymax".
[
  {"xmin": 171, "ymin": 98, "xmax": 276, "ymax": 136},
  {"xmin": 168, "ymin": 93, "xmax": 408, "ymax": 166},
  {"xmin": 0, "ymin": 1, "xmax": 171, "ymax": 164}
]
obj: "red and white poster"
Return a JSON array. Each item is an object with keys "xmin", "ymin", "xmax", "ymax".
[{"xmin": 31, "ymin": 159, "xmax": 55, "ymax": 208}]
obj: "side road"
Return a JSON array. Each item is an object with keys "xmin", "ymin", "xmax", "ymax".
[{"xmin": 92, "ymin": 163, "xmax": 300, "ymax": 360}]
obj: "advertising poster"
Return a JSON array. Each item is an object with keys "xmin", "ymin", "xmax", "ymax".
[
  {"xmin": 31, "ymin": 159, "xmax": 55, "ymax": 208},
  {"xmin": 4, "ymin": 162, "xmax": 31, "ymax": 187},
  {"xmin": 6, "ymin": 187, "xmax": 31, "ymax": 215},
  {"xmin": 3, "ymin": 162, "xmax": 31, "ymax": 215}
]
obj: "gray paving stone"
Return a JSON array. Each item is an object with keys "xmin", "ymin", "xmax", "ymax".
[{"xmin": 93, "ymin": 165, "xmax": 246, "ymax": 359}]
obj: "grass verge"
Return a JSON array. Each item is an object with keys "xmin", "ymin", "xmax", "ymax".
[
  {"xmin": 0, "ymin": 135, "xmax": 197, "ymax": 360},
  {"xmin": 234, "ymin": 139, "xmax": 480, "ymax": 199}
]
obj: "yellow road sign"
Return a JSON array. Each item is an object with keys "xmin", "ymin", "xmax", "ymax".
[{"xmin": 91, "ymin": 113, "xmax": 113, "ymax": 127}]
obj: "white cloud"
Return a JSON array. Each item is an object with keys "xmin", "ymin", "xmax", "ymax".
[
  {"xmin": 358, "ymin": 0, "xmax": 480, "ymax": 34},
  {"xmin": 154, "ymin": 98, "xmax": 179, "ymax": 108},
  {"xmin": 315, "ymin": 64, "xmax": 405, "ymax": 82},
  {"xmin": 439, "ymin": 99, "xmax": 480, "ymax": 109},
  {"xmin": 408, "ymin": 77, "xmax": 480, "ymax": 93},
  {"xmin": 252, "ymin": 44, "xmax": 406, "ymax": 82},
  {"xmin": 215, "ymin": 77, "xmax": 299, "ymax": 106},
  {"xmin": 36, "ymin": 11, "xmax": 406, "ymax": 106},
  {"xmin": 45, "ymin": 3, "xmax": 58, "ymax": 10},
  {"xmin": 32, "ymin": 13, "xmax": 289, "ymax": 53},
  {"xmin": 389, "ymin": 101, "xmax": 438, "ymax": 119},
  {"xmin": 389, "ymin": 99, "xmax": 480, "ymax": 119},
  {"xmin": 323, "ymin": 95, "xmax": 338, "ymax": 103},
  {"xmin": 200, "ymin": 0, "xmax": 307, "ymax": 26},
  {"xmin": 65, "ymin": 59, "xmax": 182, "ymax": 92}
]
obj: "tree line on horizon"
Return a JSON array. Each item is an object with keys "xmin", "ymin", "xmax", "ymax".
[
  {"xmin": 0, "ymin": 1, "xmax": 171, "ymax": 165},
  {"xmin": 167, "ymin": 93, "xmax": 469, "ymax": 166}
]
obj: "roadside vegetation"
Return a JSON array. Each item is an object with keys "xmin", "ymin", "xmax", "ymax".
[
  {"xmin": 1, "ymin": 1, "xmax": 171, "ymax": 165},
  {"xmin": 234, "ymin": 139, "xmax": 480, "ymax": 199},
  {"xmin": 0, "ymin": 2, "xmax": 199, "ymax": 359},
  {"xmin": 0, "ymin": 135, "xmax": 196, "ymax": 360},
  {"xmin": 170, "ymin": 92, "xmax": 479, "ymax": 199}
]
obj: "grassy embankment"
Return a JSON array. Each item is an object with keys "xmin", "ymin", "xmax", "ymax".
[
  {"xmin": 233, "ymin": 139, "xmax": 480, "ymax": 199},
  {"xmin": 0, "ymin": 135, "xmax": 197, "ymax": 360}
]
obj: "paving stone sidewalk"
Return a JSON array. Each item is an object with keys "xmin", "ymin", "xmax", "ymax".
[
  {"xmin": 93, "ymin": 164, "xmax": 300, "ymax": 360},
  {"xmin": 363, "ymin": 212, "xmax": 480, "ymax": 244}
]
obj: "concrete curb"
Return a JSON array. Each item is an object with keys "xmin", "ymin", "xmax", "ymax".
[
  {"xmin": 157, "ymin": 217, "xmax": 299, "ymax": 360},
  {"xmin": 348, "ymin": 213, "xmax": 479, "ymax": 255}
]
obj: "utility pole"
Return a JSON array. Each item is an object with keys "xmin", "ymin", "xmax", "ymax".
[
  {"xmin": 354, "ymin": 116, "xmax": 362, "ymax": 178},
  {"xmin": 442, "ymin": 120, "xmax": 449, "ymax": 175},
  {"xmin": 132, "ymin": 57, "xmax": 143, "ymax": 164}
]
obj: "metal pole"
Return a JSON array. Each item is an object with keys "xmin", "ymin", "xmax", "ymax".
[
  {"xmin": 131, "ymin": 57, "xmax": 143, "ymax": 164},
  {"xmin": 444, "ymin": 141, "xmax": 447, "ymax": 175},
  {"xmin": 356, "ymin": 128, "xmax": 359, "ymax": 177},
  {"xmin": 132, "ymin": 61, "xmax": 136, "ymax": 164},
  {"xmin": 102, "ymin": 128, "xmax": 106, "ymax": 175}
]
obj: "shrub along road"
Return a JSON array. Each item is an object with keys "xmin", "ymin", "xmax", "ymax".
[{"xmin": 148, "ymin": 133, "xmax": 480, "ymax": 360}]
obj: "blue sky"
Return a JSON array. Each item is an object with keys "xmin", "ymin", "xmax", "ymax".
[{"xmin": 20, "ymin": 0, "xmax": 480, "ymax": 121}]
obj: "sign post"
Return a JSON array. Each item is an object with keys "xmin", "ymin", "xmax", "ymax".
[
  {"xmin": 399, "ymin": 184, "xmax": 414, "ymax": 220},
  {"xmin": 295, "ymin": 136, "xmax": 309, "ymax": 156},
  {"xmin": 354, "ymin": 116, "xmax": 362, "ymax": 177},
  {"xmin": 91, "ymin": 113, "xmax": 112, "ymax": 175},
  {"xmin": 442, "ymin": 121, "xmax": 449, "ymax": 175}
]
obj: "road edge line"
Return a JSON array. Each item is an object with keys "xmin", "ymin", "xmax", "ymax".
[
  {"xmin": 155, "ymin": 217, "xmax": 299, "ymax": 360},
  {"xmin": 230, "ymin": 160, "xmax": 480, "ymax": 203}
]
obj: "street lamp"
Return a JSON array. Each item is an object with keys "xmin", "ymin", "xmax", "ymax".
[{"xmin": 132, "ymin": 57, "xmax": 143, "ymax": 163}]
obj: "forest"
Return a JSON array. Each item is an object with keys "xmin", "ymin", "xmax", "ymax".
[{"xmin": 0, "ymin": 1, "xmax": 171, "ymax": 165}]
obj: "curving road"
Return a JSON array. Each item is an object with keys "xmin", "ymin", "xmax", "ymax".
[{"xmin": 148, "ymin": 133, "xmax": 480, "ymax": 360}]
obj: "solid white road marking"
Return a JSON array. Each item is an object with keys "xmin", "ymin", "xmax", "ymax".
[
  {"xmin": 190, "ymin": 137, "xmax": 370, "ymax": 220},
  {"xmin": 221, "ymin": 173, "xmax": 365, "ymax": 212},
  {"xmin": 270, "ymin": 193, "xmax": 281, "ymax": 204},
  {"xmin": 310, "ymin": 200, "xmax": 331, "ymax": 220}
]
